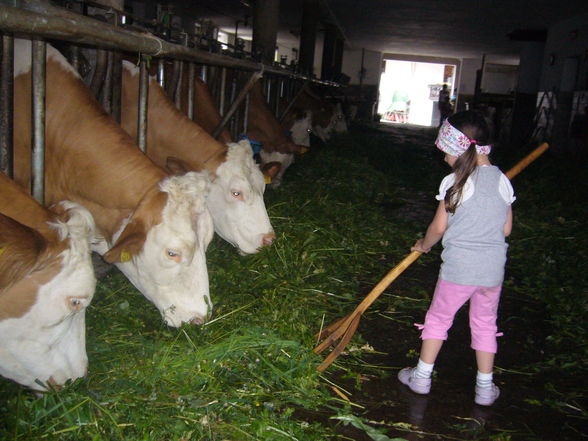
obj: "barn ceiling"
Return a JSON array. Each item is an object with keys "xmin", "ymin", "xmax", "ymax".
[{"xmin": 168, "ymin": 0, "xmax": 588, "ymax": 64}]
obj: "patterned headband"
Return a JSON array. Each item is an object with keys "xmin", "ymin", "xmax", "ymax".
[{"xmin": 435, "ymin": 119, "xmax": 491, "ymax": 157}]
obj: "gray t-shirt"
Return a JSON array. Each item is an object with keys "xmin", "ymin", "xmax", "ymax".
[{"xmin": 439, "ymin": 166, "xmax": 514, "ymax": 287}]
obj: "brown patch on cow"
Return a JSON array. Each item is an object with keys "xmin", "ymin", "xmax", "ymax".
[
  {"xmin": 103, "ymin": 188, "xmax": 167, "ymax": 263},
  {"xmin": 121, "ymin": 66, "xmax": 229, "ymax": 176},
  {"xmin": 245, "ymin": 80, "xmax": 300, "ymax": 154},
  {"xmin": 13, "ymin": 47, "xmax": 168, "ymax": 248},
  {"xmin": 0, "ymin": 214, "xmax": 63, "ymax": 320}
]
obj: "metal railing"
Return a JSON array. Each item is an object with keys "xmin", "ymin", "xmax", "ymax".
[{"xmin": 0, "ymin": 0, "xmax": 340, "ymax": 199}]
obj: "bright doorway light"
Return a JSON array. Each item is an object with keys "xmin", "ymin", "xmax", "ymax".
[{"xmin": 378, "ymin": 60, "xmax": 455, "ymax": 127}]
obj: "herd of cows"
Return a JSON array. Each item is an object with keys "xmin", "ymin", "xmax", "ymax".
[{"xmin": 0, "ymin": 38, "xmax": 348, "ymax": 392}]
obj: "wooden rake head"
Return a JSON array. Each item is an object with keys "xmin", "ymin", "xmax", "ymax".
[{"xmin": 313, "ymin": 142, "xmax": 549, "ymax": 372}]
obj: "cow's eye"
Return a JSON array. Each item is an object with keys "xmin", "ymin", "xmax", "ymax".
[
  {"xmin": 166, "ymin": 249, "xmax": 182, "ymax": 262},
  {"xmin": 231, "ymin": 191, "xmax": 244, "ymax": 201},
  {"xmin": 67, "ymin": 297, "xmax": 86, "ymax": 311}
]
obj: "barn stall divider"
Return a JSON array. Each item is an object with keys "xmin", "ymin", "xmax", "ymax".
[{"xmin": 0, "ymin": 0, "xmax": 340, "ymax": 200}]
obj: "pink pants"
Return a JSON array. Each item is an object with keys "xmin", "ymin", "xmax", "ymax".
[{"xmin": 420, "ymin": 279, "xmax": 502, "ymax": 353}]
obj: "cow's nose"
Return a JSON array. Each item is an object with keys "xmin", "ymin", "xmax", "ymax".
[
  {"xmin": 262, "ymin": 233, "xmax": 276, "ymax": 246},
  {"xmin": 190, "ymin": 315, "xmax": 205, "ymax": 325},
  {"xmin": 47, "ymin": 376, "xmax": 63, "ymax": 390}
]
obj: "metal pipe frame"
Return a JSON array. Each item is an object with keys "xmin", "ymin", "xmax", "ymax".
[
  {"xmin": 137, "ymin": 59, "xmax": 148, "ymax": 152},
  {"xmin": 0, "ymin": 34, "xmax": 13, "ymax": 177},
  {"xmin": 187, "ymin": 62, "xmax": 195, "ymax": 120},
  {"xmin": 0, "ymin": 1, "xmax": 339, "ymax": 86},
  {"xmin": 31, "ymin": 38, "xmax": 45, "ymax": 204}
]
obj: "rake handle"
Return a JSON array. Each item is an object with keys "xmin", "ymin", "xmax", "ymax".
[{"xmin": 505, "ymin": 142, "xmax": 549, "ymax": 180}]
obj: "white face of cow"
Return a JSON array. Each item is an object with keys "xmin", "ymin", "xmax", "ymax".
[
  {"xmin": 289, "ymin": 111, "xmax": 313, "ymax": 147},
  {"xmin": 207, "ymin": 140, "xmax": 275, "ymax": 255},
  {"xmin": 331, "ymin": 103, "xmax": 348, "ymax": 133},
  {"xmin": 259, "ymin": 150, "xmax": 294, "ymax": 189},
  {"xmin": 0, "ymin": 202, "xmax": 96, "ymax": 391},
  {"xmin": 112, "ymin": 172, "xmax": 214, "ymax": 327}
]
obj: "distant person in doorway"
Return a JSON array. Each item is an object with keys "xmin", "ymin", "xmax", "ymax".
[
  {"xmin": 438, "ymin": 84, "xmax": 452, "ymax": 127},
  {"xmin": 398, "ymin": 111, "xmax": 515, "ymax": 407},
  {"xmin": 385, "ymin": 89, "xmax": 410, "ymax": 123}
]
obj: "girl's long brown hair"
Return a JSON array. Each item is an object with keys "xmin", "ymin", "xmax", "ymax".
[{"xmin": 443, "ymin": 111, "xmax": 490, "ymax": 214}]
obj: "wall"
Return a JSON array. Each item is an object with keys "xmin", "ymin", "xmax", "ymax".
[
  {"xmin": 481, "ymin": 63, "xmax": 518, "ymax": 94},
  {"xmin": 341, "ymin": 48, "xmax": 382, "ymax": 85},
  {"xmin": 540, "ymin": 14, "xmax": 588, "ymax": 92},
  {"xmin": 458, "ymin": 58, "xmax": 481, "ymax": 96}
]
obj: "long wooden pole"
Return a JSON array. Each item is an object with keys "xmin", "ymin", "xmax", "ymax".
[{"xmin": 314, "ymin": 142, "xmax": 549, "ymax": 372}]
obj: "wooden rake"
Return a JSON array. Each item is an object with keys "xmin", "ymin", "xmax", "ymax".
[{"xmin": 313, "ymin": 142, "xmax": 550, "ymax": 372}]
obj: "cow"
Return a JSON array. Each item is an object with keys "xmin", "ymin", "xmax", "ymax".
[
  {"xmin": 245, "ymin": 79, "xmax": 312, "ymax": 187},
  {"xmin": 0, "ymin": 171, "xmax": 96, "ymax": 391},
  {"xmin": 120, "ymin": 61, "xmax": 276, "ymax": 254},
  {"xmin": 13, "ymin": 39, "xmax": 214, "ymax": 327},
  {"xmin": 282, "ymin": 86, "xmax": 347, "ymax": 143}
]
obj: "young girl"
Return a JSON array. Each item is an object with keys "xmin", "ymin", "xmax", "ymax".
[{"xmin": 398, "ymin": 111, "xmax": 515, "ymax": 406}]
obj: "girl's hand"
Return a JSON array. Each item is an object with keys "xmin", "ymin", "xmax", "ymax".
[{"xmin": 411, "ymin": 239, "xmax": 431, "ymax": 253}]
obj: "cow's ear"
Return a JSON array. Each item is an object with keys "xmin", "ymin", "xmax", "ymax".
[
  {"xmin": 103, "ymin": 221, "xmax": 146, "ymax": 264},
  {"xmin": 165, "ymin": 156, "xmax": 190, "ymax": 176},
  {"xmin": 261, "ymin": 161, "xmax": 281, "ymax": 180}
]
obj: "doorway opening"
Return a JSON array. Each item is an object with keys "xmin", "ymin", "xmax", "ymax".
[{"xmin": 378, "ymin": 59, "xmax": 456, "ymax": 127}]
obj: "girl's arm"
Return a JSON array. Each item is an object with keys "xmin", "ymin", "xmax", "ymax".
[
  {"xmin": 411, "ymin": 200, "xmax": 449, "ymax": 253},
  {"xmin": 504, "ymin": 206, "xmax": 513, "ymax": 237}
]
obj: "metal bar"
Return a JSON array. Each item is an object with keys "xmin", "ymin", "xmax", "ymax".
[
  {"xmin": 218, "ymin": 66, "xmax": 226, "ymax": 115},
  {"xmin": 68, "ymin": 44, "xmax": 79, "ymax": 73},
  {"xmin": 213, "ymin": 69, "xmax": 263, "ymax": 139},
  {"xmin": 0, "ymin": 34, "xmax": 13, "ymax": 177},
  {"xmin": 31, "ymin": 38, "xmax": 45, "ymax": 203},
  {"xmin": 111, "ymin": 50, "xmax": 121, "ymax": 123},
  {"xmin": 275, "ymin": 77, "xmax": 284, "ymax": 115},
  {"xmin": 173, "ymin": 60, "xmax": 183, "ymax": 108},
  {"xmin": 187, "ymin": 62, "xmax": 195, "ymax": 120},
  {"xmin": 0, "ymin": 2, "xmax": 338, "ymax": 85},
  {"xmin": 90, "ymin": 48, "xmax": 107, "ymax": 97},
  {"xmin": 228, "ymin": 74, "xmax": 237, "ymax": 137},
  {"xmin": 243, "ymin": 93, "xmax": 249, "ymax": 133},
  {"xmin": 157, "ymin": 58, "xmax": 164, "ymax": 87},
  {"xmin": 137, "ymin": 59, "xmax": 148, "ymax": 153},
  {"xmin": 100, "ymin": 49, "xmax": 113, "ymax": 114}
]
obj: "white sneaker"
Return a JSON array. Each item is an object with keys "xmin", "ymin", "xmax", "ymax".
[
  {"xmin": 475, "ymin": 383, "xmax": 500, "ymax": 406},
  {"xmin": 398, "ymin": 367, "xmax": 431, "ymax": 394}
]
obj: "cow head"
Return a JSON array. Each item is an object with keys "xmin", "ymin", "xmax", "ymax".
[
  {"xmin": 103, "ymin": 172, "xmax": 214, "ymax": 327},
  {"xmin": 289, "ymin": 110, "xmax": 313, "ymax": 148},
  {"xmin": 0, "ymin": 202, "xmax": 96, "ymax": 391},
  {"xmin": 260, "ymin": 150, "xmax": 294, "ymax": 188},
  {"xmin": 205, "ymin": 140, "xmax": 275, "ymax": 254},
  {"xmin": 331, "ymin": 102, "xmax": 349, "ymax": 133}
]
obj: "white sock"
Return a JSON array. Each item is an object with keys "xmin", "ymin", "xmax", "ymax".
[
  {"xmin": 476, "ymin": 371, "xmax": 493, "ymax": 388},
  {"xmin": 414, "ymin": 359, "xmax": 434, "ymax": 379}
]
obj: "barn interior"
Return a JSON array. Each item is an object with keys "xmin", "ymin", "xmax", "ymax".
[
  {"xmin": 0, "ymin": 1, "xmax": 587, "ymax": 440},
  {"xmin": 115, "ymin": 0, "xmax": 588, "ymax": 151}
]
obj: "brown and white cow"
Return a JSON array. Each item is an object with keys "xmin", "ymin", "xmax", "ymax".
[
  {"xmin": 245, "ymin": 80, "xmax": 311, "ymax": 187},
  {"xmin": 282, "ymin": 87, "xmax": 347, "ymax": 143},
  {"xmin": 0, "ymin": 172, "xmax": 96, "ymax": 390},
  {"xmin": 121, "ymin": 62, "xmax": 275, "ymax": 255},
  {"xmin": 13, "ymin": 39, "xmax": 214, "ymax": 327}
]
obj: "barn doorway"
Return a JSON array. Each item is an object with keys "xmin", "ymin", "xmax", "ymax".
[{"xmin": 378, "ymin": 59, "xmax": 456, "ymax": 127}]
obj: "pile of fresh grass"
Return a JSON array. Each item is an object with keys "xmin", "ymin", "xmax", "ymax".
[{"xmin": 0, "ymin": 129, "xmax": 420, "ymax": 441}]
